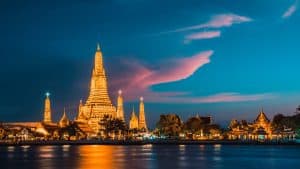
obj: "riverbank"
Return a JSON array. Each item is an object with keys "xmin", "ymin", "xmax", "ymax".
[{"xmin": 0, "ymin": 139, "xmax": 299, "ymax": 146}]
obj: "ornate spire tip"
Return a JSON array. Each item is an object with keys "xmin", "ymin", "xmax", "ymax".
[{"xmin": 97, "ymin": 43, "xmax": 101, "ymax": 51}]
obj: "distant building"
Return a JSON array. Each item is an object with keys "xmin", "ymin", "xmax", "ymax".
[{"xmin": 228, "ymin": 109, "xmax": 294, "ymax": 141}]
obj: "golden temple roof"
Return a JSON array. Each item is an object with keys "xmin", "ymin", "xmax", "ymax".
[
  {"xmin": 59, "ymin": 109, "xmax": 70, "ymax": 127},
  {"xmin": 255, "ymin": 109, "xmax": 270, "ymax": 123}
]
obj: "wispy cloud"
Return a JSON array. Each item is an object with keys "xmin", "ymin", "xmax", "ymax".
[
  {"xmin": 109, "ymin": 51, "xmax": 274, "ymax": 103},
  {"xmin": 161, "ymin": 13, "xmax": 252, "ymax": 34},
  {"xmin": 140, "ymin": 92, "xmax": 276, "ymax": 104},
  {"xmin": 184, "ymin": 31, "xmax": 221, "ymax": 43},
  {"xmin": 282, "ymin": 0, "xmax": 298, "ymax": 18},
  {"xmin": 187, "ymin": 93, "xmax": 276, "ymax": 103}
]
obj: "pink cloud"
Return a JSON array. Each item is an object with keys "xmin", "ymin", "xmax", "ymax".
[
  {"xmin": 282, "ymin": 1, "xmax": 298, "ymax": 18},
  {"xmin": 110, "ymin": 50, "xmax": 213, "ymax": 100},
  {"xmin": 184, "ymin": 31, "xmax": 221, "ymax": 43},
  {"xmin": 163, "ymin": 13, "xmax": 252, "ymax": 34},
  {"xmin": 200, "ymin": 14, "xmax": 252, "ymax": 28},
  {"xmin": 109, "ymin": 51, "xmax": 275, "ymax": 103}
]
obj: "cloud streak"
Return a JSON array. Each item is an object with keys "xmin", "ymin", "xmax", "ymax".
[
  {"xmin": 162, "ymin": 13, "xmax": 252, "ymax": 34},
  {"xmin": 282, "ymin": 1, "xmax": 298, "ymax": 18},
  {"xmin": 187, "ymin": 93, "xmax": 276, "ymax": 103},
  {"xmin": 140, "ymin": 92, "xmax": 276, "ymax": 104},
  {"xmin": 184, "ymin": 31, "xmax": 221, "ymax": 43}
]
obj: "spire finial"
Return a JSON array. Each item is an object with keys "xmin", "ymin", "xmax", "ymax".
[
  {"xmin": 97, "ymin": 43, "xmax": 101, "ymax": 51},
  {"xmin": 140, "ymin": 96, "xmax": 144, "ymax": 101},
  {"xmin": 45, "ymin": 92, "xmax": 50, "ymax": 98},
  {"xmin": 118, "ymin": 89, "xmax": 122, "ymax": 95}
]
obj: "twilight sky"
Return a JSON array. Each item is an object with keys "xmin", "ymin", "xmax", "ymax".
[{"xmin": 0, "ymin": 0, "xmax": 300, "ymax": 128}]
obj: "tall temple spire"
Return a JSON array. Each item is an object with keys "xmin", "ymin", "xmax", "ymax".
[
  {"xmin": 43, "ymin": 92, "xmax": 52, "ymax": 123},
  {"xmin": 78, "ymin": 44, "xmax": 116, "ymax": 132},
  {"xmin": 138, "ymin": 96, "xmax": 147, "ymax": 131},
  {"xmin": 85, "ymin": 44, "xmax": 113, "ymax": 106},
  {"xmin": 116, "ymin": 90, "xmax": 125, "ymax": 121}
]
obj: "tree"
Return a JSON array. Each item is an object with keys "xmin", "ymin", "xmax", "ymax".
[
  {"xmin": 272, "ymin": 113, "xmax": 300, "ymax": 130},
  {"xmin": 296, "ymin": 128, "xmax": 300, "ymax": 139},
  {"xmin": 184, "ymin": 117, "xmax": 203, "ymax": 133},
  {"xmin": 156, "ymin": 114, "xmax": 183, "ymax": 137},
  {"xmin": 272, "ymin": 114, "xmax": 285, "ymax": 130},
  {"xmin": 99, "ymin": 115, "xmax": 128, "ymax": 139}
]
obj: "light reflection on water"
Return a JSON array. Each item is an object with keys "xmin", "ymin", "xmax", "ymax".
[
  {"xmin": 78, "ymin": 145, "xmax": 115, "ymax": 169},
  {"xmin": 1, "ymin": 145, "xmax": 300, "ymax": 169}
]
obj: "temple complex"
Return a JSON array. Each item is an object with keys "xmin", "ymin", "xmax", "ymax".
[{"xmin": 0, "ymin": 43, "xmax": 152, "ymax": 141}]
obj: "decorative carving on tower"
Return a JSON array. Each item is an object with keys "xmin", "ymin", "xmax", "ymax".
[
  {"xmin": 78, "ymin": 44, "xmax": 117, "ymax": 132},
  {"xmin": 43, "ymin": 92, "xmax": 52, "ymax": 123},
  {"xmin": 138, "ymin": 97, "xmax": 147, "ymax": 131},
  {"xmin": 116, "ymin": 90, "xmax": 125, "ymax": 121}
]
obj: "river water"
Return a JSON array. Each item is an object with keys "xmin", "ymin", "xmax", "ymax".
[{"xmin": 0, "ymin": 144, "xmax": 299, "ymax": 169}]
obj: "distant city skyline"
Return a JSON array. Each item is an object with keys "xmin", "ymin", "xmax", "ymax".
[{"xmin": 0, "ymin": 0, "xmax": 300, "ymax": 128}]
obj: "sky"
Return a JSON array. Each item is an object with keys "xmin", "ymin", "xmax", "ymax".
[{"xmin": 0, "ymin": 0, "xmax": 300, "ymax": 128}]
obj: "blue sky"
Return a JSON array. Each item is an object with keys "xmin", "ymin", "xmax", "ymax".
[{"xmin": 0, "ymin": 0, "xmax": 300, "ymax": 128}]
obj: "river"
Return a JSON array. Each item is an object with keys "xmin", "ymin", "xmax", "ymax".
[{"xmin": 1, "ymin": 144, "xmax": 299, "ymax": 169}]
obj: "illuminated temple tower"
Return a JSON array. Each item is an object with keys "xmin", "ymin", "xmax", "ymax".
[
  {"xmin": 129, "ymin": 107, "xmax": 139, "ymax": 129},
  {"xmin": 43, "ymin": 92, "xmax": 52, "ymax": 123},
  {"xmin": 138, "ymin": 97, "xmax": 147, "ymax": 131},
  {"xmin": 77, "ymin": 44, "xmax": 116, "ymax": 132},
  {"xmin": 116, "ymin": 90, "xmax": 125, "ymax": 121}
]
